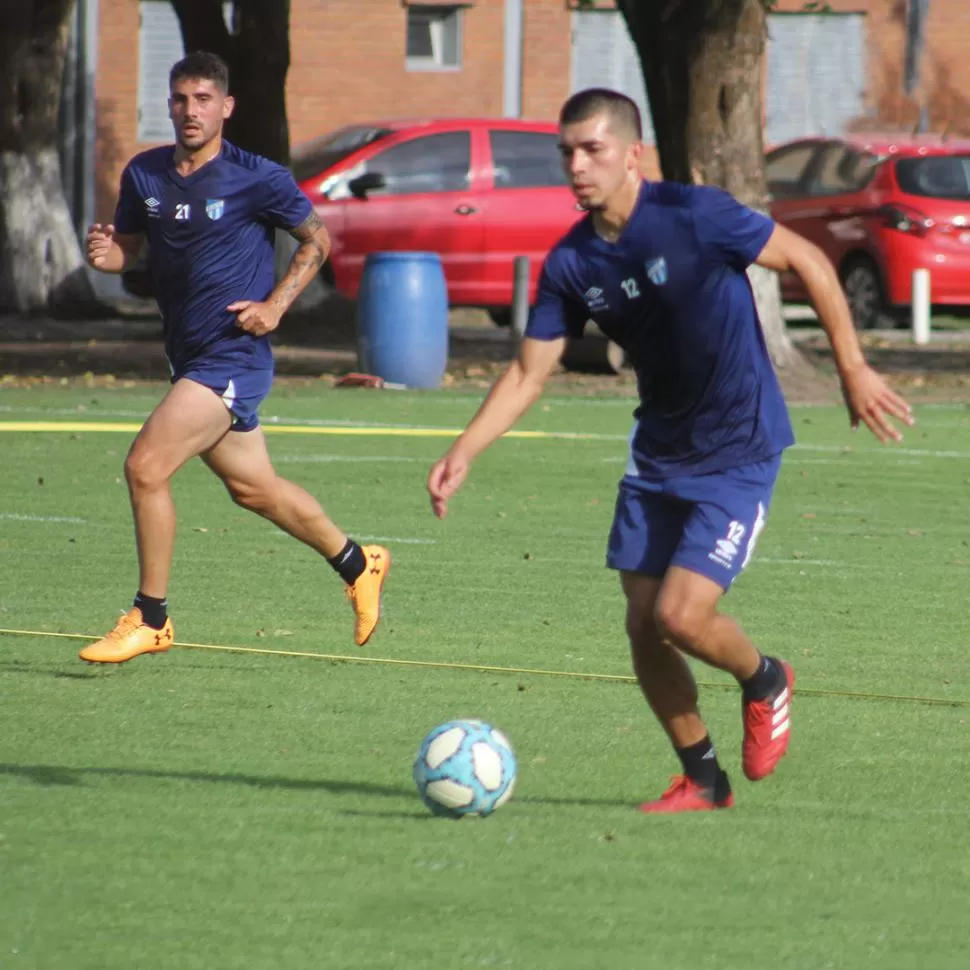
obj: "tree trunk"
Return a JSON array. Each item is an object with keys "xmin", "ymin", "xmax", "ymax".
[
  {"xmin": 618, "ymin": 0, "xmax": 799, "ymax": 368},
  {"xmin": 0, "ymin": 0, "xmax": 97, "ymax": 313},
  {"xmin": 170, "ymin": 0, "xmax": 291, "ymax": 165}
]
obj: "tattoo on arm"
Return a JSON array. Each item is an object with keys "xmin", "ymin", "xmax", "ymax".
[
  {"xmin": 270, "ymin": 212, "xmax": 330, "ymax": 311},
  {"xmin": 289, "ymin": 212, "xmax": 326, "ymax": 251}
]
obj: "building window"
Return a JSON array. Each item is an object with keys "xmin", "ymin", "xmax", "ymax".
[
  {"xmin": 137, "ymin": 0, "xmax": 234, "ymax": 142},
  {"xmin": 406, "ymin": 5, "xmax": 461, "ymax": 72}
]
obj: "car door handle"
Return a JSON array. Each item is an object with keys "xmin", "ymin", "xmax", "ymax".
[{"xmin": 454, "ymin": 204, "xmax": 477, "ymax": 216}]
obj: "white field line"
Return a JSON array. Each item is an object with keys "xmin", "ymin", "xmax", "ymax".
[
  {"xmin": 0, "ymin": 512, "xmax": 86, "ymax": 524},
  {"xmin": 793, "ymin": 443, "xmax": 970, "ymax": 459},
  {"xmin": 274, "ymin": 455, "xmax": 420, "ymax": 463},
  {"xmin": 270, "ymin": 529, "xmax": 436, "ymax": 545}
]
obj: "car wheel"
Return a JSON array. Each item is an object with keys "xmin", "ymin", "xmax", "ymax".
[{"xmin": 840, "ymin": 256, "xmax": 888, "ymax": 330}]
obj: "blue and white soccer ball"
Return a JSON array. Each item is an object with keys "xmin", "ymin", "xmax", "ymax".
[{"xmin": 412, "ymin": 719, "xmax": 517, "ymax": 818}]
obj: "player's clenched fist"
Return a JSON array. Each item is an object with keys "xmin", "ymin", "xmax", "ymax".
[{"xmin": 86, "ymin": 223, "xmax": 116, "ymax": 269}]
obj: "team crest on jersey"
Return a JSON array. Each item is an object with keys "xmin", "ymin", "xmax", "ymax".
[
  {"xmin": 645, "ymin": 256, "xmax": 668, "ymax": 286},
  {"xmin": 205, "ymin": 199, "xmax": 225, "ymax": 221}
]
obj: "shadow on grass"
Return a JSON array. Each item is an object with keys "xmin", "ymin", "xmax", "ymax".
[
  {"xmin": 0, "ymin": 762, "xmax": 637, "ymax": 809},
  {"xmin": 0, "ymin": 662, "xmax": 99, "ymax": 681}
]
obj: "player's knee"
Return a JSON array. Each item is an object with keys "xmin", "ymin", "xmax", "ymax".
[
  {"xmin": 124, "ymin": 449, "xmax": 165, "ymax": 493},
  {"xmin": 654, "ymin": 596, "xmax": 710, "ymax": 648},
  {"xmin": 225, "ymin": 478, "xmax": 274, "ymax": 515},
  {"xmin": 625, "ymin": 606, "xmax": 662, "ymax": 649}
]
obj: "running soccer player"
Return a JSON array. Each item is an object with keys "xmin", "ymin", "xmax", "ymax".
[
  {"xmin": 426, "ymin": 88, "xmax": 913, "ymax": 812},
  {"xmin": 80, "ymin": 51, "xmax": 389, "ymax": 663}
]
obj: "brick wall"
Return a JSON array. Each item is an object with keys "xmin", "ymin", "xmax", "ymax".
[
  {"xmin": 93, "ymin": 0, "xmax": 969, "ymax": 217},
  {"xmin": 773, "ymin": 0, "xmax": 970, "ymax": 136}
]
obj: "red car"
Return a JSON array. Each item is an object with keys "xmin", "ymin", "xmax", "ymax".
[
  {"xmin": 766, "ymin": 135, "xmax": 970, "ymax": 328},
  {"xmin": 292, "ymin": 118, "xmax": 583, "ymax": 324}
]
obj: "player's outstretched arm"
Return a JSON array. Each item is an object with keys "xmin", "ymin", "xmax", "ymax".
[
  {"xmin": 755, "ymin": 224, "xmax": 914, "ymax": 442},
  {"xmin": 427, "ymin": 336, "xmax": 566, "ymax": 519},
  {"xmin": 229, "ymin": 211, "xmax": 331, "ymax": 336},
  {"xmin": 85, "ymin": 224, "xmax": 144, "ymax": 274}
]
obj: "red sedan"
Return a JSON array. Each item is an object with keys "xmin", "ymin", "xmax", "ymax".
[
  {"xmin": 767, "ymin": 135, "xmax": 970, "ymax": 328},
  {"xmin": 291, "ymin": 118, "xmax": 583, "ymax": 324}
]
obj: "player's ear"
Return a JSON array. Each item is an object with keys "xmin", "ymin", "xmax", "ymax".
[
  {"xmin": 627, "ymin": 140, "xmax": 644, "ymax": 171},
  {"xmin": 222, "ymin": 95, "xmax": 235, "ymax": 120}
]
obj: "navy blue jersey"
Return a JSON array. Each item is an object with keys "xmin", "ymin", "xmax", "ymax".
[
  {"xmin": 526, "ymin": 181, "xmax": 795, "ymax": 477},
  {"xmin": 114, "ymin": 140, "xmax": 313, "ymax": 371}
]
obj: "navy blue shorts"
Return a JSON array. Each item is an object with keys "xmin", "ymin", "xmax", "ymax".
[
  {"xmin": 176, "ymin": 356, "xmax": 273, "ymax": 433},
  {"xmin": 606, "ymin": 455, "xmax": 782, "ymax": 590}
]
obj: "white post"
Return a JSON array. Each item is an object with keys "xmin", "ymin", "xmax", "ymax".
[{"xmin": 912, "ymin": 268, "xmax": 931, "ymax": 345}]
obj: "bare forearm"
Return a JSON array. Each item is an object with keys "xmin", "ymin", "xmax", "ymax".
[
  {"xmin": 268, "ymin": 239, "xmax": 327, "ymax": 315},
  {"xmin": 800, "ymin": 257, "xmax": 866, "ymax": 377},
  {"xmin": 450, "ymin": 362, "xmax": 545, "ymax": 461}
]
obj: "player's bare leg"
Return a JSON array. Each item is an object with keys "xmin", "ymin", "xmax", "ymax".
[
  {"xmin": 623, "ymin": 573, "xmax": 706, "ymax": 747},
  {"xmin": 80, "ymin": 378, "xmax": 231, "ymax": 663},
  {"xmin": 654, "ymin": 566, "xmax": 794, "ymax": 782},
  {"xmin": 622, "ymin": 571, "xmax": 733, "ymax": 813},
  {"xmin": 201, "ymin": 426, "xmax": 390, "ymax": 646}
]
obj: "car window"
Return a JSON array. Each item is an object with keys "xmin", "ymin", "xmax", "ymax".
[
  {"xmin": 364, "ymin": 132, "xmax": 471, "ymax": 196},
  {"xmin": 809, "ymin": 146, "xmax": 867, "ymax": 195},
  {"xmin": 489, "ymin": 131, "xmax": 565, "ymax": 189},
  {"xmin": 291, "ymin": 126, "xmax": 393, "ymax": 183},
  {"xmin": 765, "ymin": 144, "xmax": 818, "ymax": 199},
  {"xmin": 896, "ymin": 156, "xmax": 970, "ymax": 200},
  {"xmin": 851, "ymin": 152, "xmax": 883, "ymax": 188}
]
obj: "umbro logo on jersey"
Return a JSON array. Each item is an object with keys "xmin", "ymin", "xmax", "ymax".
[
  {"xmin": 584, "ymin": 286, "xmax": 608, "ymax": 311},
  {"xmin": 144, "ymin": 197, "xmax": 160, "ymax": 218}
]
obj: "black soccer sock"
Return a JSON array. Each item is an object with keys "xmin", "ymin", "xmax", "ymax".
[
  {"xmin": 741, "ymin": 654, "xmax": 785, "ymax": 702},
  {"xmin": 327, "ymin": 539, "xmax": 367, "ymax": 586},
  {"xmin": 133, "ymin": 591, "xmax": 168, "ymax": 630},
  {"xmin": 674, "ymin": 735, "xmax": 722, "ymax": 790}
]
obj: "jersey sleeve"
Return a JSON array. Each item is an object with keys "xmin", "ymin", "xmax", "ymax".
[
  {"xmin": 524, "ymin": 255, "xmax": 587, "ymax": 341},
  {"xmin": 692, "ymin": 186, "xmax": 775, "ymax": 270},
  {"xmin": 113, "ymin": 165, "xmax": 146, "ymax": 236},
  {"xmin": 256, "ymin": 162, "xmax": 314, "ymax": 230}
]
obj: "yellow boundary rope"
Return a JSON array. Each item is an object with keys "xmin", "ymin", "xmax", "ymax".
[
  {"xmin": 1, "ymin": 627, "xmax": 966, "ymax": 709},
  {"xmin": 0, "ymin": 421, "xmax": 615, "ymax": 440}
]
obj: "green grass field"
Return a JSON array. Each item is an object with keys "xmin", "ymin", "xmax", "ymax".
[{"xmin": 1, "ymin": 382, "xmax": 969, "ymax": 970}]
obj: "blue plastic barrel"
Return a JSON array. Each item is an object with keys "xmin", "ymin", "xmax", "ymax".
[{"xmin": 356, "ymin": 252, "xmax": 449, "ymax": 389}]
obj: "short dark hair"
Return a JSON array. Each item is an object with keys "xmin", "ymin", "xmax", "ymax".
[
  {"xmin": 169, "ymin": 51, "xmax": 230, "ymax": 94},
  {"xmin": 559, "ymin": 88, "xmax": 642, "ymax": 141}
]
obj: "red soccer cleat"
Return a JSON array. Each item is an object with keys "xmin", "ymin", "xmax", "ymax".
[
  {"xmin": 742, "ymin": 659, "xmax": 795, "ymax": 781},
  {"xmin": 638, "ymin": 775, "xmax": 734, "ymax": 814}
]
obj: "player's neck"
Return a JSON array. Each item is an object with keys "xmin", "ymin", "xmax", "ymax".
[
  {"xmin": 591, "ymin": 177, "xmax": 642, "ymax": 244},
  {"xmin": 173, "ymin": 135, "xmax": 224, "ymax": 176}
]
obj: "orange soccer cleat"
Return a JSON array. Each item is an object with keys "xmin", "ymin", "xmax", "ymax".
[
  {"xmin": 345, "ymin": 545, "xmax": 391, "ymax": 646},
  {"xmin": 79, "ymin": 608, "xmax": 174, "ymax": 664}
]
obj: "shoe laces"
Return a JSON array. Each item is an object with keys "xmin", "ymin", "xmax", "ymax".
[
  {"xmin": 659, "ymin": 775, "xmax": 692, "ymax": 799},
  {"xmin": 744, "ymin": 692, "xmax": 777, "ymax": 730},
  {"xmin": 106, "ymin": 608, "xmax": 142, "ymax": 640}
]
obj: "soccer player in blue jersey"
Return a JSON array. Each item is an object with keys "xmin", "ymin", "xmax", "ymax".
[
  {"xmin": 80, "ymin": 52, "xmax": 390, "ymax": 664},
  {"xmin": 427, "ymin": 88, "xmax": 913, "ymax": 813}
]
